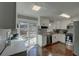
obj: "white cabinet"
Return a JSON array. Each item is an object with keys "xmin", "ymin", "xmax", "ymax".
[
  {"xmin": 52, "ymin": 20, "xmax": 71, "ymax": 30},
  {"xmin": 40, "ymin": 18, "xmax": 49, "ymax": 26},
  {"xmin": 42, "ymin": 35, "xmax": 47, "ymax": 46},
  {"xmin": 52, "ymin": 34, "xmax": 65, "ymax": 43},
  {"xmin": 52, "ymin": 34, "xmax": 58, "ymax": 43},
  {"xmin": 52, "ymin": 21, "xmax": 61, "ymax": 29},
  {"xmin": 37, "ymin": 35, "xmax": 42, "ymax": 47}
]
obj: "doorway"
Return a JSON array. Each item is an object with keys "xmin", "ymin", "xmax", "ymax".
[{"xmin": 47, "ymin": 35, "xmax": 52, "ymax": 45}]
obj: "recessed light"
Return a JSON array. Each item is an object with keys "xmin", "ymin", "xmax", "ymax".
[
  {"xmin": 49, "ymin": 23, "xmax": 51, "ymax": 26},
  {"xmin": 59, "ymin": 13, "xmax": 71, "ymax": 18},
  {"xmin": 32, "ymin": 5, "xmax": 41, "ymax": 11}
]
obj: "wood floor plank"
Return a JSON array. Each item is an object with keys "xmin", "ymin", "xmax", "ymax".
[{"xmin": 42, "ymin": 42, "xmax": 74, "ymax": 56}]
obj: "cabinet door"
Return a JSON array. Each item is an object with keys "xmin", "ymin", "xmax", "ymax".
[
  {"xmin": 40, "ymin": 18, "xmax": 49, "ymax": 26},
  {"xmin": 42, "ymin": 35, "xmax": 47, "ymax": 46},
  {"xmin": 52, "ymin": 34, "xmax": 58, "ymax": 43}
]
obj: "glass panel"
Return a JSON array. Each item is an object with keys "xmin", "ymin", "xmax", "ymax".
[
  {"xmin": 29, "ymin": 23, "xmax": 37, "ymax": 36},
  {"xmin": 25, "ymin": 39, "xmax": 30, "ymax": 48},
  {"xmin": 19, "ymin": 23, "xmax": 29, "ymax": 39},
  {"xmin": 29, "ymin": 37, "xmax": 37, "ymax": 45},
  {"xmin": 29, "ymin": 23, "xmax": 37, "ymax": 45}
]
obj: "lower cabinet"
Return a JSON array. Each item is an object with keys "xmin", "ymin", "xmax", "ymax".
[
  {"xmin": 42, "ymin": 35, "xmax": 47, "ymax": 46},
  {"xmin": 52, "ymin": 34, "xmax": 65, "ymax": 43}
]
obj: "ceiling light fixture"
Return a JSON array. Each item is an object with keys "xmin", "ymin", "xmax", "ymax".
[
  {"xmin": 32, "ymin": 5, "xmax": 41, "ymax": 11},
  {"xmin": 59, "ymin": 13, "xmax": 71, "ymax": 18},
  {"xmin": 49, "ymin": 23, "xmax": 51, "ymax": 26}
]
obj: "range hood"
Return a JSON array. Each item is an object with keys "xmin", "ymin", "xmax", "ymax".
[{"xmin": 41, "ymin": 26, "xmax": 48, "ymax": 29}]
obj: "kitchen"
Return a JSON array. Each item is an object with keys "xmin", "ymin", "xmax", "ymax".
[{"xmin": 0, "ymin": 2, "xmax": 79, "ymax": 56}]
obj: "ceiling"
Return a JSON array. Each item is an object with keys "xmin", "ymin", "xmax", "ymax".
[{"xmin": 16, "ymin": 2, "xmax": 79, "ymax": 22}]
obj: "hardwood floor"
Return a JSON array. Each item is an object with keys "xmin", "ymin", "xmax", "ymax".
[
  {"xmin": 42, "ymin": 42, "xmax": 74, "ymax": 56},
  {"xmin": 10, "ymin": 42, "xmax": 75, "ymax": 56}
]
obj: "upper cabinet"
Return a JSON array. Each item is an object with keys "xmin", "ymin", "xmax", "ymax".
[
  {"xmin": 0, "ymin": 2, "xmax": 16, "ymax": 29},
  {"xmin": 40, "ymin": 18, "xmax": 49, "ymax": 26},
  {"xmin": 52, "ymin": 20, "xmax": 71, "ymax": 30}
]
